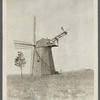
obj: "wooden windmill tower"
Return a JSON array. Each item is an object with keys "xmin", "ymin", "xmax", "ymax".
[{"xmin": 14, "ymin": 16, "xmax": 69, "ymax": 76}]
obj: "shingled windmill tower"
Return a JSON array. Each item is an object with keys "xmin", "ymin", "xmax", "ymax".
[{"xmin": 14, "ymin": 16, "xmax": 69, "ymax": 76}]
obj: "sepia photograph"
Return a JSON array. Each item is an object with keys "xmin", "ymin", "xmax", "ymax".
[{"xmin": 3, "ymin": 0, "xmax": 98, "ymax": 100}]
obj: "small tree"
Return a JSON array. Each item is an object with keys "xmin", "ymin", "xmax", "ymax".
[{"xmin": 15, "ymin": 51, "xmax": 26, "ymax": 76}]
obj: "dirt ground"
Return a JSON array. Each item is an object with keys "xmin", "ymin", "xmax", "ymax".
[{"xmin": 7, "ymin": 69, "xmax": 94, "ymax": 100}]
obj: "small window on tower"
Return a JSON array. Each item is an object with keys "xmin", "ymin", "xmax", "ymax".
[
  {"xmin": 37, "ymin": 60, "xmax": 39, "ymax": 62},
  {"xmin": 37, "ymin": 57, "xmax": 40, "ymax": 62}
]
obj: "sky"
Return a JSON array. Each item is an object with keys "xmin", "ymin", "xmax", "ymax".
[{"xmin": 5, "ymin": 0, "xmax": 96, "ymax": 74}]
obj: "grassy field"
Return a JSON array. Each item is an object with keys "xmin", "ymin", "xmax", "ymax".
[{"xmin": 7, "ymin": 69, "xmax": 94, "ymax": 100}]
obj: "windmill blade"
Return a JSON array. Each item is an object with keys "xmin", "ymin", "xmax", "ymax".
[
  {"xmin": 30, "ymin": 48, "xmax": 34, "ymax": 76},
  {"xmin": 14, "ymin": 40, "xmax": 32, "ymax": 44},
  {"xmin": 14, "ymin": 42, "xmax": 35, "ymax": 47},
  {"xmin": 14, "ymin": 40, "xmax": 35, "ymax": 49},
  {"xmin": 31, "ymin": 15, "xmax": 37, "ymax": 76},
  {"xmin": 33, "ymin": 15, "xmax": 36, "ymax": 45},
  {"xmin": 14, "ymin": 44, "xmax": 35, "ymax": 49},
  {"xmin": 14, "ymin": 46, "xmax": 34, "ymax": 49}
]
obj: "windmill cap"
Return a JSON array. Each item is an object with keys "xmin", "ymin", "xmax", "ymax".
[{"xmin": 36, "ymin": 38, "xmax": 57, "ymax": 47}]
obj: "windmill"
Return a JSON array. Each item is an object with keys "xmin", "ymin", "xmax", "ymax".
[{"xmin": 14, "ymin": 16, "xmax": 69, "ymax": 76}]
